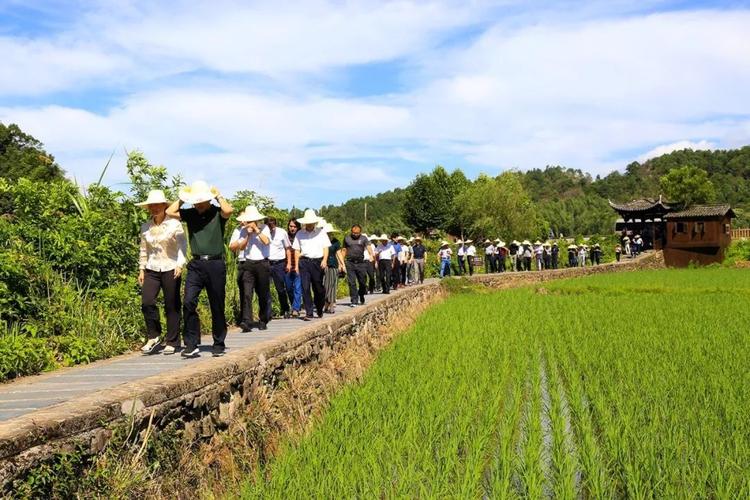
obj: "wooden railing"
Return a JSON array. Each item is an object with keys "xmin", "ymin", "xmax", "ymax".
[{"xmin": 731, "ymin": 228, "xmax": 750, "ymax": 239}]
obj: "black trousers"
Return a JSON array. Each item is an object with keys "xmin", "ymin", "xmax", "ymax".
[
  {"xmin": 467, "ymin": 257, "xmax": 474, "ymax": 276},
  {"xmin": 269, "ymin": 260, "xmax": 289, "ymax": 315},
  {"xmin": 183, "ymin": 259, "xmax": 226, "ymax": 349},
  {"xmin": 238, "ymin": 259, "xmax": 272, "ymax": 326},
  {"xmin": 457, "ymin": 256, "xmax": 466, "ymax": 275},
  {"xmin": 345, "ymin": 260, "xmax": 368, "ymax": 304},
  {"xmin": 141, "ymin": 269, "xmax": 182, "ymax": 346},
  {"xmin": 552, "ymin": 255, "xmax": 559, "ymax": 269},
  {"xmin": 391, "ymin": 260, "xmax": 401, "ymax": 288},
  {"xmin": 378, "ymin": 260, "xmax": 392, "ymax": 293},
  {"xmin": 486, "ymin": 255, "xmax": 495, "ymax": 273},
  {"xmin": 497, "ymin": 256, "xmax": 505, "ymax": 272},
  {"xmin": 299, "ymin": 257, "xmax": 325, "ymax": 317},
  {"xmin": 366, "ymin": 261, "xmax": 376, "ymax": 293}
]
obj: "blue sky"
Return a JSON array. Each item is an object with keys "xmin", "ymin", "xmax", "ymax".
[{"xmin": 1, "ymin": 0, "xmax": 749, "ymax": 209}]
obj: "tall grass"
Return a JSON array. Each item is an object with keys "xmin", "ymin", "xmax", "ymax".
[{"xmin": 239, "ymin": 268, "xmax": 750, "ymax": 498}]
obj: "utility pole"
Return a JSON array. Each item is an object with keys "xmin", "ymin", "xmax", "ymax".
[{"xmin": 364, "ymin": 202, "xmax": 367, "ymax": 230}]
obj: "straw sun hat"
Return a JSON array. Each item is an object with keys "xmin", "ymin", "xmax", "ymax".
[
  {"xmin": 178, "ymin": 180, "xmax": 215, "ymax": 205},
  {"xmin": 237, "ymin": 205, "xmax": 265, "ymax": 223},
  {"xmin": 297, "ymin": 209, "xmax": 321, "ymax": 225},
  {"xmin": 135, "ymin": 189, "xmax": 169, "ymax": 207}
]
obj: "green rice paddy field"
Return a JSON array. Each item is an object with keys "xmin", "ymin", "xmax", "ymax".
[{"xmin": 241, "ymin": 268, "xmax": 750, "ymax": 498}]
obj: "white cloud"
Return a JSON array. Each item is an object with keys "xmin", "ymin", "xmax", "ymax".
[
  {"xmin": 638, "ymin": 140, "xmax": 715, "ymax": 162},
  {"xmin": 1, "ymin": 4, "xmax": 750, "ymax": 207}
]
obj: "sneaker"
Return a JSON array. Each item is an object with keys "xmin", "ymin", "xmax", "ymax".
[
  {"xmin": 283, "ymin": 311, "xmax": 291, "ymax": 319},
  {"xmin": 141, "ymin": 338, "xmax": 160, "ymax": 354},
  {"xmin": 349, "ymin": 302, "xmax": 357, "ymax": 308},
  {"xmin": 212, "ymin": 345, "xmax": 225, "ymax": 357},
  {"xmin": 239, "ymin": 323, "xmax": 253, "ymax": 333},
  {"xmin": 182, "ymin": 346, "xmax": 200, "ymax": 358},
  {"xmin": 291, "ymin": 310, "xmax": 300, "ymax": 318},
  {"xmin": 162, "ymin": 345, "xmax": 177, "ymax": 355},
  {"xmin": 258, "ymin": 322, "xmax": 268, "ymax": 331}
]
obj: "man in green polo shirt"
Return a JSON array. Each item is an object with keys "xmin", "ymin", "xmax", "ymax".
[{"xmin": 167, "ymin": 181, "xmax": 233, "ymax": 358}]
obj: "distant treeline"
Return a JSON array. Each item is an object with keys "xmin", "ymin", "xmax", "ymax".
[{"xmin": 320, "ymin": 147, "xmax": 750, "ymax": 237}]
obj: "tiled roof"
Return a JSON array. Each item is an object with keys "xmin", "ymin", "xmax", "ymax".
[
  {"xmin": 608, "ymin": 196, "xmax": 671, "ymax": 212},
  {"xmin": 666, "ymin": 204, "xmax": 735, "ymax": 219}
]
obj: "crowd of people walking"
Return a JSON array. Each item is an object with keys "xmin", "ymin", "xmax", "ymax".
[{"xmin": 136, "ymin": 181, "xmax": 635, "ymax": 358}]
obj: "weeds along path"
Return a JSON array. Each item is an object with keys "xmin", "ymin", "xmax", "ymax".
[{"xmin": 240, "ymin": 268, "xmax": 750, "ymax": 498}]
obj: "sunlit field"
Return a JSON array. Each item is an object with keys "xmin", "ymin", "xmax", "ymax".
[{"xmin": 241, "ymin": 268, "xmax": 750, "ymax": 498}]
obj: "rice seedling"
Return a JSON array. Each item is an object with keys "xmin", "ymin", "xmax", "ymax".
[{"xmin": 239, "ymin": 268, "xmax": 750, "ymax": 498}]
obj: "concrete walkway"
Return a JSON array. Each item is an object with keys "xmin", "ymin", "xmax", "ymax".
[{"xmin": 0, "ymin": 288, "xmax": 412, "ymax": 422}]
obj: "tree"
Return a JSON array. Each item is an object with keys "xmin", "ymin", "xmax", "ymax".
[
  {"xmin": 0, "ymin": 123, "xmax": 64, "ymax": 182},
  {"xmin": 453, "ymin": 172, "xmax": 544, "ymax": 240},
  {"xmin": 659, "ymin": 165, "xmax": 716, "ymax": 207},
  {"xmin": 125, "ymin": 150, "xmax": 182, "ymax": 202},
  {"xmin": 403, "ymin": 165, "xmax": 468, "ymax": 234}
]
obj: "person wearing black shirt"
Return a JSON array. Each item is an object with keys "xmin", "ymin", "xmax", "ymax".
[
  {"xmin": 342, "ymin": 224, "xmax": 374, "ymax": 306},
  {"xmin": 551, "ymin": 242, "xmax": 559, "ymax": 269},
  {"xmin": 411, "ymin": 236, "xmax": 427, "ymax": 284},
  {"xmin": 166, "ymin": 181, "xmax": 233, "ymax": 358}
]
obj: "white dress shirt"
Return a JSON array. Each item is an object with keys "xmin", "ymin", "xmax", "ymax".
[
  {"xmin": 485, "ymin": 244, "xmax": 495, "ymax": 255},
  {"xmin": 139, "ymin": 217, "xmax": 187, "ymax": 272},
  {"xmin": 466, "ymin": 245, "xmax": 476, "ymax": 257},
  {"xmin": 376, "ymin": 243, "xmax": 395, "ymax": 260},
  {"xmin": 230, "ymin": 224, "xmax": 271, "ymax": 261},
  {"xmin": 292, "ymin": 228, "xmax": 331, "ymax": 258},
  {"xmin": 267, "ymin": 227, "xmax": 291, "ymax": 261},
  {"xmin": 457, "ymin": 245, "xmax": 466, "ymax": 257}
]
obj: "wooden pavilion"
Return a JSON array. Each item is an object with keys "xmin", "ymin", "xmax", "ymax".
[
  {"xmin": 609, "ymin": 197, "xmax": 735, "ymax": 266},
  {"xmin": 608, "ymin": 196, "xmax": 671, "ymax": 250}
]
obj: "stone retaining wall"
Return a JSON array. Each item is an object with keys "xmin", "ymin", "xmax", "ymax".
[{"xmin": 0, "ymin": 252, "xmax": 662, "ymax": 489}]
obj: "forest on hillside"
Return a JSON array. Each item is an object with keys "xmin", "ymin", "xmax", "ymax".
[{"xmin": 321, "ymin": 147, "xmax": 750, "ymax": 237}]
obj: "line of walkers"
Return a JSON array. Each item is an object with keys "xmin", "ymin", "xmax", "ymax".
[
  {"xmin": 437, "ymin": 238, "xmax": 608, "ymax": 277},
  {"xmin": 136, "ymin": 182, "xmax": 429, "ymax": 359}
]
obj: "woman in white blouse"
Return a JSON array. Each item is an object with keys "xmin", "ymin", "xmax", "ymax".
[{"xmin": 137, "ymin": 190, "xmax": 187, "ymax": 354}]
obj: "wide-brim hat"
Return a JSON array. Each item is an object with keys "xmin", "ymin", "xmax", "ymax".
[
  {"xmin": 440, "ymin": 240, "xmax": 450, "ymax": 246},
  {"xmin": 237, "ymin": 205, "xmax": 265, "ymax": 222},
  {"xmin": 414, "ymin": 235, "xmax": 422, "ymax": 241},
  {"xmin": 136, "ymin": 189, "xmax": 169, "ymax": 207},
  {"xmin": 179, "ymin": 180, "xmax": 214, "ymax": 204},
  {"xmin": 568, "ymin": 244, "xmax": 577, "ymax": 249},
  {"xmin": 455, "ymin": 239, "xmax": 464, "ymax": 245},
  {"xmin": 512, "ymin": 240, "xmax": 520, "ymax": 245},
  {"xmin": 623, "ymin": 236, "xmax": 630, "ymax": 241},
  {"xmin": 553, "ymin": 242, "xmax": 558, "ymax": 246},
  {"xmin": 298, "ymin": 209, "xmax": 321, "ymax": 225},
  {"xmin": 316, "ymin": 217, "xmax": 327, "ymax": 229},
  {"xmin": 494, "ymin": 238, "xmax": 501, "ymax": 243},
  {"xmin": 498, "ymin": 241, "xmax": 506, "ymax": 247},
  {"xmin": 594, "ymin": 243, "xmax": 600, "ymax": 248},
  {"xmin": 534, "ymin": 240, "xmax": 542, "ymax": 245},
  {"xmin": 522, "ymin": 240, "xmax": 532, "ymax": 245},
  {"xmin": 464, "ymin": 239, "xmax": 473, "ymax": 244},
  {"xmin": 397, "ymin": 236, "xmax": 406, "ymax": 242},
  {"xmin": 379, "ymin": 233, "xmax": 389, "ymax": 241},
  {"xmin": 634, "ymin": 234, "xmax": 641, "ymax": 238},
  {"xmin": 322, "ymin": 222, "xmax": 338, "ymax": 233},
  {"xmin": 483, "ymin": 239, "xmax": 492, "ymax": 244}
]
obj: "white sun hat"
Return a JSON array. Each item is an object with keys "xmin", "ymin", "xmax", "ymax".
[
  {"xmin": 522, "ymin": 240, "xmax": 532, "ymax": 245},
  {"xmin": 178, "ymin": 180, "xmax": 215, "ymax": 204},
  {"xmin": 237, "ymin": 205, "xmax": 265, "ymax": 222},
  {"xmin": 298, "ymin": 209, "xmax": 321, "ymax": 225},
  {"xmin": 494, "ymin": 238, "xmax": 502, "ymax": 243},
  {"xmin": 455, "ymin": 239, "xmax": 464, "ymax": 245},
  {"xmin": 135, "ymin": 189, "xmax": 169, "ymax": 207},
  {"xmin": 498, "ymin": 241, "xmax": 506, "ymax": 247},
  {"xmin": 322, "ymin": 222, "xmax": 338, "ymax": 233},
  {"xmin": 379, "ymin": 233, "xmax": 389, "ymax": 241},
  {"xmin": 316, "ymin": 217, "xmax": 328, "ymax": 229},
  {"xmin": 534, "ymin": 240, "xmax": 542, "ymax": 245},
  {"xmin": 440, "ymin": 240, "xmax": 450, "ymax": 246},
  {"xmin": 464, "ymin": 239, "xmax": 473, "ymax": 244},
  {"xmin": 484, "ymin": 239, "xmax": 491, "ymax": 244}
]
